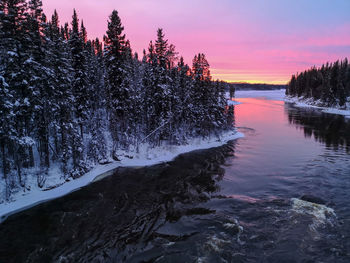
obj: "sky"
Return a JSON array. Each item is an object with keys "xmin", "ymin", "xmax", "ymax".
[{"xmin": 42, "ymin": 0, "xmax": 350, "ymax": 84}]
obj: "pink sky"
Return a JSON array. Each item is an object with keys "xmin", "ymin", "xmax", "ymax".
[{"xmin": 42, "ymin": 0, "xmax": 350, "ymax": 84}]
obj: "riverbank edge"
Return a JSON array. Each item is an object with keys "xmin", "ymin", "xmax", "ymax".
[
  {"xmin": 0, "ymin": 130, "xmax": 244, "ymax": 223},
  {"xmin": 285, "ymin": 96, "xmax": 350, "ymax": 118}
]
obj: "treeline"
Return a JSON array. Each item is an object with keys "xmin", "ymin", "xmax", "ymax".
[
  {"xmin": 0, "ymin": 0, "xmax": 234, "ymax": 196},
  {"xmin": 286, "ymin": 58, "xmax": 350, "ymax": 107},
  {"xmin": 233, "ymin": 83, "xmax": 286, "ymax": 91}
]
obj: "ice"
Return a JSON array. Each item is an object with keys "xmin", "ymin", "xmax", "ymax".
[{"xmin": 235, "ymin": 89, "xmax": 286, "ymax": 100}]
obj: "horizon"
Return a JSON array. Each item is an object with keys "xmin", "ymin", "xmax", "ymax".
[
  {"xmin": 42, "ymin": 0, "xmax": 350, "ymax": 84},
  {"xmin": 2, "ymin": 1, "xmax": 350, "ymax": 260}
]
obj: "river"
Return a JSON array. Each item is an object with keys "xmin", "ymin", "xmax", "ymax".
[{"xmin": 1, "ymin": 93, "xmax": 350, "ymax": 262}]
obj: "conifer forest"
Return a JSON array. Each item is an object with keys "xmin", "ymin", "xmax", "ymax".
[
  {"xmin": 2, "ymin": 1, "xmax": 350, "ymax": 263},
  {"xmin": 0, "ymin": 0, "xmax": 234, "ymax": 198},
  {"xmin": 286, "ymin": 58, "xmax": 350, "ymax": 107}
]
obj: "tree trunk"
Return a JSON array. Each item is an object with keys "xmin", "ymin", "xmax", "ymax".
[
  {"xmin": 80, "ymin": 123, "xmax": 84, "ymax": 139},
  {"xmin": 29, "ymin": 146, "xmax": 34, "ymax": 167},
  {"xmin": 1, "ymin": 141, "xmax": 7, "ymax": 180},
  {"xmin": 44, "ymin": 133, "xmax": 50, "ymax": 168}
]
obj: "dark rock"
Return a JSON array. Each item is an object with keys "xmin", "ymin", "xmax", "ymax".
[
  {"xmin": 300, "ymin": 195, "xmax": 326, "ymax": 205},
  {"xmin": 112, "ymin": 154, "xmax": 121, "ymax": 161},
  {"xmin": 184, "ymin": 207, "xmax": 215, "ymax": 216}
]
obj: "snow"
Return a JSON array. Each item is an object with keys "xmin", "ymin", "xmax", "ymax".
[
  {"xmin": 23, "ymin": 97, "xmax": 30, "ymax": 106},
  {"xmin": 235, "ymin": 89, "xmax": 286, "ymax": 100},
  {"xmin": 285, "ymin": 96, "xmax": 350, "ymax": 118},
  {"xmin": 227, "ymin": 100, "xmax": 241, "ymax": 106},
  {"xmin": 18, "ymin": 136, "xmax": 35, "ymax": 146},
  {"xmin": 322, "ymin": 108, "xmax": 350, "ymax": 117},
  {"xmin": 7, "ymin": 51, "xmax": 17, "ymax": 57},
  {"xmin": 0, "ymin": 130, "xmax": 244, "ymax": 223}
]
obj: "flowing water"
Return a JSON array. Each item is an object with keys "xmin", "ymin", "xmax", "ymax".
[{"xmin": 1, "ymin": 95, "xmax": 350, "ymax": 263}]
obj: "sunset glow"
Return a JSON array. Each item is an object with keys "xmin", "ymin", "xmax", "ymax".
[{"xmin": 42, "ymin": 0, "xmax": 350, "ymax": 84}]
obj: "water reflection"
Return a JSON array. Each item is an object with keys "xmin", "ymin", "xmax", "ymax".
[
  {"xmin": 0, "ymin": 143, "xmax": 235, "ymax": 263},
  {"xmin": 1, "ymin": 97, "xmax": 350, "ymax": 263},
  {"xmin": 286, "ymin": 104, "xmax": 350, "ymax": 152}
]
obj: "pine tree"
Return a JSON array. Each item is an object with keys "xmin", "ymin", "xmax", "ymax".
[
  {"xmin": 287, "ymin": 58, "xmax": 350, "ymax": 108},
  {"xmin": 145, "ymin": 29, "xmax": 177, "ymax": 144},
  {"xmin": 85, "ymin": 38, "xmax": 108, "ymax": 164},
  {"xmin": 0, "ymin": 0, "xmax": 34, "ymax": 186},
  {"xmin": 87, "ymin": 109, "xmax": 107, "ymax": 164},
  {"xmin": 0, "ymin": 5, "xmax": 239, "ymax": 199},
  {"xmin": 338, "ymin": 59, "xmax": 348, "ymax": 106},
  {"xmin": 26, "ymin": 0, "xmax": 52, "ymax": 173},
  {"xmin": 155, "ymin": 28, "xmax": 168, "ymax": 70},
  {"xmin": 69, "ymin": 9, "xmax": 89, "ymax": 138},
  {"xmin": 192, "ymin": 53, "xmax": 212, "ymax": 137},
  {"xmin": 46, "ymin": 10, "xmax": 74, "ymax": 176},
  {"xmin": 171, "ymin": 57, "xmax": 192, "ymax": 142},
  {"xmin": 104, "ymin": 10, "xmax": 132, "ymax": 154},
  {"xmin": 346, "ymin": 60, "xmax": 350, "ymax": 99},
  {"xmin": 69, "ymin": 9, "xmax": 88, "ymax": 172},
  {"xmin": 0, "ymin": 75, "xmax": 14, "ymax": 196},
  {"xmin": 142, "ymin": 42, "xmax": 156, "ymax": 142}
]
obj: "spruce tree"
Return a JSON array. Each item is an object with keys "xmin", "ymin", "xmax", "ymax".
[
  {"xmin": 192, "ymin": 53, "xmax": 212, "ymax": 136},
  {"xmin": 0, "ymin": 5, "xmax": 239, "ymax": 199},
  {"xmin": 47, "ymin": 10, "xmax": 74, "ymax": 176},
  {"xmin": 104, "ymin": 10, "xmax": 132, "ymax": 154},
  {"xmin": 69, "ymin": 9, "xmax": 89, "ymax": 138},
  {"xmin": 0, "ymin": 0, "xmax": 34, "ymax": 186},
  {"xmin": 26, "ymin": 0, "xmax": 51, "ymax": 172},
  {"xmin": 287, "ymin": 58, "xmax": 350, "ymax": 108},
  {"xmin": 172, "ymin": 57, "xmax": 192, "ymax": 143},
  {"xmin": 0, "ymin": 75, "xmax": 13, "ymax": 195},
  {"xmin": 69, "ymin": 9, "xmax": 88, "ymax": 173}
]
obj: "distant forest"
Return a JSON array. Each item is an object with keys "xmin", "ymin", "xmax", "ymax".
[
  {"xmin": 0, "ymin": 0, "xmax": 234, "ymax": 197},
  {"xmin": 286, "ymin": 58, "xmax": 350, "ymax": 107}
]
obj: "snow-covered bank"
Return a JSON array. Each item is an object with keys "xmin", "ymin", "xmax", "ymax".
[
  {"xmin": 227, "ymin": 99, "xmax": 241, "ymax": 106},
  {"xmin": 0, "ymin": 130, "xmax": 244, "ymax": 223},
  {"xmin": 235, "ymin": 89, "xmax": 286, "ymax": 100},
  {"xmin": 285, "ymin": 96, "xmax": 350, "ymax": 118}
]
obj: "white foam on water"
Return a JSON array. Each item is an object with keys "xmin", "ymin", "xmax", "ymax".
[
  {"xmin": 291, "ymin": 198, "xmax": 337, "ymax": 233},
  {"xmin": 205, "ymin": 235, "xmax": 230, "ymax": 253}
]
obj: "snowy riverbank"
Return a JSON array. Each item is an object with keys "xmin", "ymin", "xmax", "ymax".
[
  {"xmin": 0, "ymin": 130, "xmax": 244, "ymax": 223},
  {"xmin": 285, "ymin": 96, "xmax": 350, "ymax": 118},
  {"xmin": 235, "ymin": 89, "xmax": 286, "ymax": 100}
]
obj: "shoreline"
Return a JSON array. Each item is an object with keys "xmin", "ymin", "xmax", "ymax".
[
  {"xmin": 234, "ymin": 90, "xmax": 350, "ymax": 118},
  {"xmin": 0, "ymin": 130, "xmax": 244, "ymax": 223},
  {"xmin": 285, "ymin": 96, "xmax": 350, "ymax": 118}
]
